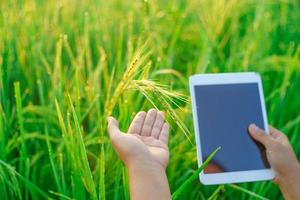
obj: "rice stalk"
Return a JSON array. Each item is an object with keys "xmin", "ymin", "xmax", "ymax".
[
  {"xmin": 69, "ymin": 95, "xmax": 97, "ymax": 199},
  {"xmin": 14, "ymin": 82, "xmax": 29, "ymax": 191},
  {"xmin": 104, "ymin": 41, "xmax": 150, "ymax": 117},
  {"xmin": 128, "ymin": 79, "xmax": 192, "ymax": 142},
  {"xmin": 49, "ymin": 190, "xmax": 75, "ymax": 200},
  {"xmin": 98, "ymin": 144, "xmax": 105, "ymax": 200},
  {"xmin": 55, "ymin": 100, "xmax": 86, "ymax": 199},
  {"xmin": 38, "ymin": 79, "xmax": 63, "ymax": 194},
  {"xmin": 1, "ymin": 0, "xmax": 299, "ymax": 199},
  {"xmin": 0, "ymin": 104, "xmax": 5, "ymax": 160},
  {"xmin": 207, "ymin": 185, "xmax": 225, "ymax": 200},
  {"xmin": 52, "ymin": 36, "xmax": 63, "ymax": 99},
  {"xmin": 226, "ymin": 184, "xmax": 269, "ymax": 200},
  {"xmin": 0, "ymin": 160, "xmax": 49, "ymax": 199},
  {"xmin": 122, "ymin": 166, "xmax": 130, "ymax": 200},
  {"xmin": 172, "ymin": 147, "xmax": 221, "ymax": 199},
  {"xmin": 0, "ymin": 163, "xmax": 22, "ymax": 199}
]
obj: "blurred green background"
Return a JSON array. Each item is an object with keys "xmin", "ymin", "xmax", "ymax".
[{"xmin": 1, "ymin": 0, "xmax": 300, "ymax": 199}]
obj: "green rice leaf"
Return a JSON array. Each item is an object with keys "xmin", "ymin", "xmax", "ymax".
[{"xmin": 172, "ymin": 147, "xmax": 221, "ymax": 199}]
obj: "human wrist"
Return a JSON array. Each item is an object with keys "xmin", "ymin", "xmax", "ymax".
[
  {"xmin": 280, "ymin": 163, "xmax": 300, "ymax": 182},
  {"xmin": 277, "ymin": 164, "xmax": 300, "ymax": 195},
  {"xmin": 127, "ymin": 158, "xmax": 166, "ymax": 175},
  {"xmin": 126, "ymin": 158, "xmax": 171, "ymax": 200}
]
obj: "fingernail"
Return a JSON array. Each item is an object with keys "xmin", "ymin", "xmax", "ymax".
[
  {"xmin": 249, "ymin": 124, "xmax": 258, "ymax": 133},
  {"xmin": 107, "ymin": 117, "xmax": 113, "ymax": 122},
  {"xmin": 148, "ymin": 108, "xmax": 157, "ymax": 113},
  {"xmin": 138, "ymin": 111, "xmax": 146, "ymax": 116}
]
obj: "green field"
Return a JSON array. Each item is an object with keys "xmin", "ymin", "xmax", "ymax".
[{"xmin": 1, "ymin": 0, "xmax": 300, "ymax": 199}]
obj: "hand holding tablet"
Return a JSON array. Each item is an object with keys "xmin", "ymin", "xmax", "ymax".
[
  {"xmin": 189, "ymin": 72, "xmax": 274, "ymax": 184},
  {"xmin": 248, "ymin": 124, "xmax": 300, "ymax": 199},
  {"xmin": 189, "ymin": 72, "xmax": 300, "ymax": 195}
]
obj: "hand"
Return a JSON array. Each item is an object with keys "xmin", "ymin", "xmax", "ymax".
[
  {"xmin": 107, "ymin": 109, "xmax": 171, "ymax": 200},
  {"xmin": 107, "ymin": 109, "xmax": 170, "ymax": 170},
  {"xmin": 248, "ymin": 124, "xmax": 299, "ymax": 180},
  {"xmin": 248, "ymin": 124, "xmax": 300, "ymax": 200}
]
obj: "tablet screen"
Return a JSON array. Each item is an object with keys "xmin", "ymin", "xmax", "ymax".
[{"xmin": 194, "ymin": 83, "xmax": 270, "ymax": 174}]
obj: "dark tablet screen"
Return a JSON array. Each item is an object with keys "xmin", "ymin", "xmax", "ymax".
[{"xmin": 194, "ymin": 83, "xmax": 270, "ymax": 174}]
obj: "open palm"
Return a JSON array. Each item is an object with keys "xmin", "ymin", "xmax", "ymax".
[{"xmin": 107, "ymin": 109, "xmax": 170, "ymax": 169}]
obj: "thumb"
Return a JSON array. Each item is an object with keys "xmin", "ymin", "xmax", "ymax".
[
  {"xmin": 248, "ymin": 124, "xmax": 271, "ymax": 147},
  {"xmin": 107, "ymin": 116, "xmax": 120, "ymax": 139}
]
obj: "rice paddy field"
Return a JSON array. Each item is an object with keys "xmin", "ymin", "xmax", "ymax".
[{"xmin": 1, "ymin": 0, "xmax": 300, "ymax": 199}]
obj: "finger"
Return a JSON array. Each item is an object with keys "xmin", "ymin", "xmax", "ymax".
[
  {"xmin": 248, "ymin": 124, "xmax": 271, "ymax": 147},
  {"xmin": 272, "ymin": 176, "xmax": 280, "ymax": 185},
  {"xmin": 151, "ymin": 111, "xmax": 165, "ymax": 139},
  {"xmin": 141, "ymin": 109, "xmax": 157, "ymax": 136},
  {"xmin": 159, "ymin": 123, "xmax": 169, "ymax": 144},
  {"xmin": 107, "ymin": 117, "xmax": 120, "ymax": 139},
  {"xmin": 128, "ymin": 111, "xmax": 146, "ymax": 135},
  {"xmin": 269, "ymin": 125, "xmax": 286, "ymax": 140}
]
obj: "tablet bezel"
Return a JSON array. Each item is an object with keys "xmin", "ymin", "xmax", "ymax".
[{"xmin": 189, "ymin": 72, "xmax": 275, "ymax": 185}]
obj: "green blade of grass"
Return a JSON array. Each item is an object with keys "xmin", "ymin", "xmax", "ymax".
[
  {"xmin": 14, "ymin": 82, "xmax": 27, "ymax": 158},
  {"xmin": 122, "ymin": 166, "xmax": 130, "ymax": 200},
  {"xmin": 207, "ymin": 185, "xmax": 225, "ymax": 200},
  {"xmin": 99, "ymin": 144, "xmax": 105, "ymax": 200},
  {"xmin": 14, "ymin": 82, "xmax": 30, "ymax": 199},
  {"xmin": 113, "ymin": 162, "xmax": 122, "ymax": 200},
  {"xmin": 37, "ymin": 80, "xmax": 63, "ymax": 194},
  {"xmin": 49, "ymin": 190, "xmax": 75, "ymax": 200},
  {"xmin": 68, "ymin": 95, "xmax": 98, "ymax": 199},
  {"xmin": 0, "ymin": 104, "xmax": 5, "ymax": 160},
  {"xmin": 172, "ymin": 147, "xmax": 221, "ymax": 199},
  {"xmin": 55, "ymin": 99, "xmax": 87, "ymax": 200},
  {"xmin": 0, "ymin": 160, "xmax": 49, "ymax": 199},
  {"xmin": 0, "ymin": 59, "xmax": 4, "ymax": 160},
  {"xmin": 227, "ymin": 184, "xmax": 269, "ymax": 200},
  {"xmin": 0, "ymin": 159, "xmax": 22, "ymax": 199},
  {"xmin": 59, "ymin": 153, "xmax": 67, "ymax": 194}
]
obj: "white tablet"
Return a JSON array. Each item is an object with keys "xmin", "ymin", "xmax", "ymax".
[{"xmin": 189, "ymin": 72, "xmax": 275, "ymax": 185}]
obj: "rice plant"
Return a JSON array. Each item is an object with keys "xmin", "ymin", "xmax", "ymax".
[{"xmin": 0, "ymin": 0, "xmax": 300, "ymax": 199}]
